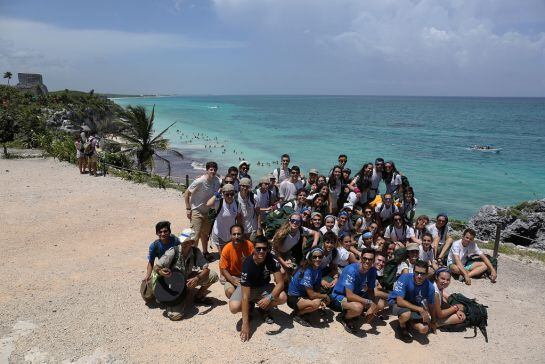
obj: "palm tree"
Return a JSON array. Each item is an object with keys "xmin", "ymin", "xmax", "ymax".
[
  {"xmin": 3, "ymin": 72, "xmax": 13, "ymax": 85},
  {"xmin": 117, "ymin": 105, "xmax": 182, "ymax": 175}
]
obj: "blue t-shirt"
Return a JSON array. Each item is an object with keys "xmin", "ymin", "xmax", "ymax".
[
  {"xmin": 288, "ymin": 266, "xmax": 322, "ymax": 297},
  {"xmin": 387, "ymin": 273, "xmax": 435, "ymax": 306},
  {"xmin": 332, "ymin": 263, "xmax": 377, "ymax": 298},
  {"xmin": 147, "ymin": 235, "xmax": 180, "ymax": 263}
]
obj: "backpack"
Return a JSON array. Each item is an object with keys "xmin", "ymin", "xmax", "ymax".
[
  {"xmin": 379, "ymin": 248, "xmax": 407, "ymax": 290},
  {"xmin": 400, "ymin": 174, "xmax": 410, "ymax": 188},
  {"xmin": 387, "ymin": 224, "xmax": 407, "ymax": 243},
  {"xmin": 275, "ymin": 167, "xmax": 290, "ymax": 181},
  {"xmin": 262, "ymin": 205, "xmax": 295, "ymax": 240},
  {"xmin": 467, "ymin": 254, "xmax": 498, "ymax": 273},
  {"xmin": 83, "ymin": 138, "xmax": 95, "ymax": 157},
  {"xmin": 208, "ymin": 198, "xmax": 240, "ymax": 224},
  {"xmin": 447, "ymin": 293, "xmax": 489, "ymax": 342}
]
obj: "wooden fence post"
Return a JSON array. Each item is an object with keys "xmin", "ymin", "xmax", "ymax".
[{"xmin": 493, "ymin": 223, "xmax": 501, "ymax": 258}]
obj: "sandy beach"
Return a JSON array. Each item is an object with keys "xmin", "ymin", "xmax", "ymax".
[{"xmin": 1, "ymin": 157, "xmax": 544, "ymax": 364}]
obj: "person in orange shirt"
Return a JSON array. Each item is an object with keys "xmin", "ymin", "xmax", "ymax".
[{"xmin": 220, "ymin": 224, "xmax": 254, "ymax": 298}]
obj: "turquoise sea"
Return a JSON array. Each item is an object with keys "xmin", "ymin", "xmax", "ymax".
[{"xmin": 113, "ymin": 96, "xmax": 545, "ymax": 220}]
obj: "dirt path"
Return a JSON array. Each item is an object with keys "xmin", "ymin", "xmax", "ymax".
[{"xmin": 1, "ymin": 158, "xmax": 544, "ymax": 363}]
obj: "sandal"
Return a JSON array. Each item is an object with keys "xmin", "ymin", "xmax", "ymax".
[
  {"xmin": 398, "ymin": 326, "xmax": 413, "ymax": 342},
  {"xmin": 341, "ymin": 318, "xmax": 357, "ymax": 334},
  {"xmin": 258, "ymin": 308, "xmax": 274, "ymax": 324}
]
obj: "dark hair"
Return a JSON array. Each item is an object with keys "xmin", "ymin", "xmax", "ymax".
[
  {"xmin": 463, "ymin": 228, "xmax": 476, "ymax": 237},
  {"xmin": 230, "ymin": 224, "xmax": 245, "ymax": 234},
  {"xmin": 416, "ymin": 214, "xmax": 429, "ymax": 223},
  {"xmin": 296, "ymin": 188, "xmax": 307, "ymax": 196},
  {"xmin": 422, "ymin": 232, "xmax": 433, "ymax": 241},
  {"xmin": 281, "ymin": 154, "xmax": 290, "ymax": 161},
  {"xmin": 392, "ymin": 212, "xmax": 404, "ymax": 223},
  {"xmin": 355, "ymin": 162, "xmax": 373, "ymax": 190},
  {"xmin": 155, "ymin": 221, "xmax": 171, "ymax": 234},
  {"xmin": 338, "ymin": 154, "xmax": 347, "ymax": 160},
  {"xmin": 374, "ymin": 251, "xmax": 386, "ymax": 260},
  {"xmin": 205, "ymin": 161, "xmax": 218, "ymax": 170},
  {"xmin": 415, "ymin": 260, "xmax": 429, "ymax": 271},
  {"xmin": 383, "ymin": 161, "xmax": 399, "ymax": 184},
  {"xmin": 375, "ymin": 158, "xmax": 384, "ymax": 164},
  {"xmin": 328, "ymin": 165, "xmax": 343, "ymax": 189},
  {"xmin": 253, "ymin": 235, "xmax": 270, "ymax": 248},
  {"xmin": 360, "ymin": 248, "xmax": 376, "ymax": 257},
  {"xmin": 291, "ymin": 165, "xmax": 300, "ymax": 173},
  {"xmin": 322, "ymin": 231, "xmax": 337, "ymax": 243}
]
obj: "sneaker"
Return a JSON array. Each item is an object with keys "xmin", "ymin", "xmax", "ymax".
[
  {"xmin": 397, "ymin": 325, "xmax": 413, "ymax": 342},
  {"xmin": 341, "ymin": 317, "xmax": 357, "ymax": 334},
  {"xmin": 291, "ymin": 311, "xmax": 311, "ymax": 327},
  {"xmin": 258, "ymin": 308, "xmax": 274, "ymax": 324}
]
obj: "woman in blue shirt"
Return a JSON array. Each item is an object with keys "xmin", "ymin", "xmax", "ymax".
[{"xmin": 287, "ymin": 247, "xmax": 331, "ymax": 327}]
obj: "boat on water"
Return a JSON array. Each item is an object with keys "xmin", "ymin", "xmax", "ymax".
[{"xmin": 469, "ymin": 145, "xmax": 502, "ymax": 153}]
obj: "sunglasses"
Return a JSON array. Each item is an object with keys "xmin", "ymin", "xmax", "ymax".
[
  {"xmin": 312, "ymin": 255, "xmax": 323, "ymax": 260},
  {"xmin": 361, "ymin": 257, "xmax": 374, "ymax": 262},
  {"xmin": 232, "ymin": 233, "xmax": 242, "ymax": 236},
  {"xmin": 414, "ymin": 271, "xmax": 427, "ymax": 276},
  {"xmin": 364, "ymin": 211, "xmax": 373, "ymax": 214},
  {"xmin": 255, "ymin": 247, "xmax": 268, "ymax": 253},
  {"xmin": 282, "ymin": 160, "xmax": 289, "ymax": 163},
  {"xmin": 394, "ymin": 218, "xmax": 402, "ymax": 221},
  {"xmin": 289, "ymin": 219, "xmax": 301, "ymax": 224}
]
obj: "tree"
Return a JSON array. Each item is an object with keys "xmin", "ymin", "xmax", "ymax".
[
  {"xmin": 117, "ymin": 105, "xmax": 182, "ymax": 175},
  {"xmin": 0, "ymin": 109, "xmax": 18, "ymax": 157},
  {"xmin": 3, "ymin": 72, "xmax": 13, "ymax": 85}
]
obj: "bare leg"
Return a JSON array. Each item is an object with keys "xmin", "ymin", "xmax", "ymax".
[
  {"xmin": 296, "ymin": 298, "xmax": 322, "ymax": 315},
  {"xmin": 342, "ymin": 301, "xmax": 364, "ymax": 320},
  {"xmin": 468, "ymin": 262, "xmax": 489, "ymax": 277}
]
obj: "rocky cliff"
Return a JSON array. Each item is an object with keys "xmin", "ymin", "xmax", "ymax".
[{"xmin": 468, "ymin": 199, "xmax": 545, "ymax": 250}]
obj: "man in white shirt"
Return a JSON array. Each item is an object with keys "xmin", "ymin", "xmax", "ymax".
[
  {"xmin": 272, "ymin": 154, "xmax": 291, "ymax": 183},
  {"xmin": 279, "ymin": 165, "xmax": 303, "ymax": 203},
  {"xmin": 184, "ymin": 161, "xmax": 221, "ymax": 259},
  {"xmin": 447, "ymin": 228, "xmax": 497, "ymax": 285},
  {"xmin": 384, "ymin": 213, "xmax": 418, "ymax": 246}
]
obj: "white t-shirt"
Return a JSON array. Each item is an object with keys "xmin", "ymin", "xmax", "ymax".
[
  {"xmin": 280, "ymin": 226, "xmax": 312, "ymax": 253},
  {"xmin": 279, "ymin": 179, "xmax": 304, "ymax": 201},
  {"xmin": 384, "ymin": 225, "xmax": 415, "ymax": 242},
  {"xmin": 419, "ymin": 245, "xmax": 435, "ymax": 263},
  {"xmin": 399, "ymin": 198, "xmax": 418, "ymax": 219},
  {"xmin": 427, "ymin": 223, "xmax": 451, "ymax": 245},
  {"xmin": 188, "ymin": 176, "xmax": 221, "ymax": 213},
  {"xmin": 370, "ymin": 168, "xmax": 382, "ymax": 198},
  {"xmin": 385, "ymin": 173, "xmax": 402, "ymax": 195},
  {"xmin": 273, "ymin": 167, "xmax": 290, "ymax": 183},
  {"xmin": 320, "ymin": 224, "xmax": 339, "ymax": 236},
  {"xmin": 375, "ymin": 203, "xmax": 398, "ymax": 221},
  {"xmin": 334, "ymin": 247, "xmax": 351, "ymax": 267},
  {"xmin": 237, "ymin": 193, "xmax": 257, "ymax": 235},
  {"xmin": 447, "ymin": 239, "xmax": 483, "ymax": 266},
  {"xmin": 396, "ymin": 260, "xmax": 414, "ymax": 276},
  {"xmin": 211, "ymin": 199, "xmax": 239, "ymax": 242}
]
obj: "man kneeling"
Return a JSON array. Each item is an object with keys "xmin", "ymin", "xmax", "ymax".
[
  {"xmin": 154, "ymin": 228, "xmax": 218, "ymax": 321},
  {"xmin": 229, "ymin": 236, "xmax": 287, "ymax": 342},
  {"xmin": 329, "ymin": 248, "xmax": 384, "ymax": 333},
  {"xmin": 388, "ymin": 260, "xmax": 435, "ymax": 342}
]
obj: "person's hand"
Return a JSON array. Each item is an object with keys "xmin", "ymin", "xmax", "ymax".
[
  {"xmin": 464, "ymin": 275, "xmax": 472, "ymax": 286},
  {"xmin": 429, "ymin": 321, "xmax": 438, "ymax": 333},
  {"xmin": 321, "ymin": 281, "xmax": 330, "ymax": 289},
  {"xmin": 454, "ymin": 304, "xmax": 464, "ymax": 312},
  {"xmin": 142, "ymin": 274, "xmax": 151, "ymax": 282},
  {"xmin": 186, "ymin": 276, "xmax": 199, "ymax": 288},
  {"xmin": 490, "ymin": 272, "xmax": 497, "ymax": 283},
  {"xmin": 421, "ymin": 310, "xmax": 431, "ymax": 324},
  {"xmin": 240, "ymin": 322, "xmax": 250, "ymax": 342},
  {"xmin": 329, "ymin": 278, "xmax": 338, "ymax": 288},
  {"xmin": 256, "ymin": 296, "xmax": 272, "ymax": 310},
  {"xmin": 456, "ymin": 311, "xmax": 466, "ymax": 321},
  {"xmin": 159, "ymin": 268, "xmax": 171, "ymax": 277},
  {"xmin": 186, "ymin": 210, "xmax": 192, "ymax": 219},
  {"xmin": 233, "ymin": 277, "xmax": 241, "ymax": 286}
]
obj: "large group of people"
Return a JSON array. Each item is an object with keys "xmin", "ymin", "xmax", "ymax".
[{"xmin": 141, "ymin": 154, "xmax": 497, "ymax": 343}]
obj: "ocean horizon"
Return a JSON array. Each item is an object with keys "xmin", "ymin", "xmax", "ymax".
[{"xmin": 113, "ymin": 95, "xmax": 545, "ymax": 220}]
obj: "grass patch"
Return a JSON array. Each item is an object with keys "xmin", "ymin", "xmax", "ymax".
[
  {"xmin": 479, "ymin": 241, "xmax": 545, "ymax": 263},
  {"xmin": 107, "ymin": 166, "xmax": 186, "ymax": 192}
]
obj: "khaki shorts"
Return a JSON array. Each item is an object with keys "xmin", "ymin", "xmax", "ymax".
[
  {"xmin": 230, "ymin": 283, "xmax": 276, "ymax": 303},
  {"xmin": 190, "ymin": 270, "xmax": 219, "ymax": 287},
  {"xmin": 224, "ymin": 276, "xmax": 240, "ymax": 293},
  {"xmin": 190, "ymin": 210, "xmax": 212, "ymax": 241}
]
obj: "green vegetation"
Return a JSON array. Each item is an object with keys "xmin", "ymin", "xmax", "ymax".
[
  {"xmin": 497, "ymin": 201, "xmax": 540, "ymax": 222},
  {"xmin": 479, "ymin": 241, "xmax": 545, "ymax": 263},
  {"xmin": 1, "ymin": 84, "xmax": 187, "ymax": 193}
]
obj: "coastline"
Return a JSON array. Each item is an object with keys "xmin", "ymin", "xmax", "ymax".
[{"xmin": 1, "ymin": 157, "xmax": 545, "ymax": 362}]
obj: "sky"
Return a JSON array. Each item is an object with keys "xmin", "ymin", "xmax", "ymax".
[{"xmin": 1, "ymin": 0, "xmax": 544, "ymax": 96}]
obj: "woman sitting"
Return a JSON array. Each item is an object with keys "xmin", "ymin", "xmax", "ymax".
[
  {"xmin": 287, "ymin": 247, "xmax": 331, "ymax": 327},
  {"xmin": 432, "ymin": 268, "xmax": 466, "ymax": 330}
]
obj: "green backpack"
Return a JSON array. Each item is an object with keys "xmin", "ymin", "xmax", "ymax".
[
  {"xmin": 262, "ymin": 205, "xmax": 295, "ymax": 240},
  {"xmin": 447, "ymin": 293, "xmax": 489, "ymax": 342},
  {"xmin": 379, "ymin": 248, "xmax": 407, "ymax": 291}
]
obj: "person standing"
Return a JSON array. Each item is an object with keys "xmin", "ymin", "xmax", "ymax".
[
  {"xmin": 279, "ymin": 166, "xmax": 303, "ymax": 203},
  {"xmin": 184, "ymin": 161, "xmax": 221, "ymax": 260},
  {"xmin": 237, "ymin": 177, "xmax": 258, "ymax": 241},
  {"xmin": 272, "ymin": 154, "xmax": 291, "ymax": 183}
]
